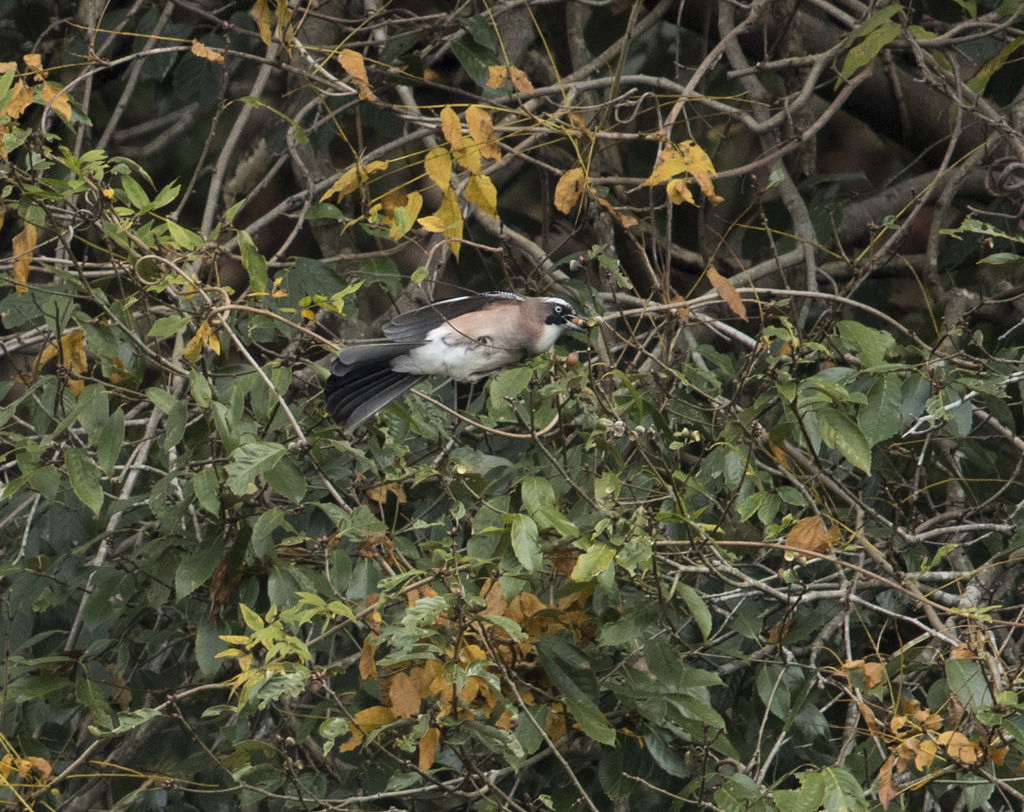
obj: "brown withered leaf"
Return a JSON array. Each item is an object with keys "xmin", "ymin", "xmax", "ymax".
[
  {"xmin": 359, "ymin": 636, "xmax": 378, "ymax": 680},
  {"xmin": 706, "ymin": 266, "xmax": 747, "ymax": 322},
  {"xmin": 509, "ymin": 66, "xmax": 533, "ymax": 94},
  {"xmin": 33, "ymin": 330, "xmax": 88, "ymax": 397},
  {"xmin": 858, "ymin": 702, "xmax": 884, "ymax": 737},
  {"xmin": 765, "ymin": 617, "xmax": 793, "ymax": 644},
  {"xmin": 389, "ymin": 671, "xmax": 420, "ymax": 718},
  {"xmin": 418, "ymin": 726, "xmax": 440, "ymax": 771},
  {"xmin": 466, "ymin": 105, "xmax": 501, "ymax": 161},
  {"xmin": 877, "ymin": 755, "xmax": 897, "ymax": 809},
  {"xmin": 12, "ymin": 223, "xmax": 36, "ymax": 296},
  {"xmin": 554, "ymin": 167, "xmax": 585, "ymax": 214},
  {"xmin": 191, "ymin": 40, "xmax": 224, "ymax": 64}
]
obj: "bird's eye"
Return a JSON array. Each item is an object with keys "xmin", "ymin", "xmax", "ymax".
[{"xmin": 554, "ymin": 305, "xmax": 564, "ymax": 313}]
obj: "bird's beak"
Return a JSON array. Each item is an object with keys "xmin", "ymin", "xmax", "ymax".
[{"xmin": 566, "ymin": 316, "xmax": 588, "ymax": 332}]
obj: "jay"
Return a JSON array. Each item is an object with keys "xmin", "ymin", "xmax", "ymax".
[{"xmin": 325, "ymin": 292, "xmax": 586, "ymax": 432}]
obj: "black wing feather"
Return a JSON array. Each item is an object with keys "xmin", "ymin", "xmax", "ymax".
[
  {"xmin": 325, "ymin": 359, "xmax": 425, "ymax": 432},
  {"xmin": 382, "ymin": 292, "xmax": 522, "ymax": 342}
]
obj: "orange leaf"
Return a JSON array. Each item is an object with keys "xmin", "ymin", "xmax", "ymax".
[
  {"xmin": 860, "ymin": 661, "xmax": 885, "ymax": 688},
  {"xmin": 4, "ymin": 80, "xmax": 33, "ymax": 120},
  {"xmin": 23, "ymin": 53, "xmax": 46, "ymax": 79},
  {"xmin": 509, "ymin": 66, "xmax": 534, "ymax": 94},
  {"xmin": 915, "ymin": 738, "xmax": 938, "ymax": 771},
  {"xmin": 418, "ymin": 726, "xmax": 440, "ymax": 771},
  {"xmin": 12, "ymin": 223, "xmax": 36, "ymax": 297},
  {"xmin": 937, "ymin": 731, "xmax": 978, "ymax": 763},
  {"xmin": 440, "ymin": 106, "xmax": 463, "ymax": 151},
  {"xmin": 486, "ymin": 66, "xmax": 508, "ymax": 88},
  {"xmin": 389, "ymin": 671, "xmax": 421, "ymax": 718},
  {"xmin": 381, "ymin": 187, "xmax": 408, "ymax": 219},
  {"xmin": 554, "ymin": 167, "xmax": 585, "ymax": 214},
  {"xmin": 191, "ymin": 40, "xmax": 224, "ymax": 64},
  {"xmin": 466, "ymin": 105, "xmax": 501, "ymax": 161},
  {"xmin": 39, "ymin": 83, "xmax": 72, "ymax": 122},
  {"xmin": 359, "ymin": 637, "xmax": 378, "ymax": 680},
  {"xmin": 465, "ymin": 174, "xmax": 497, "ymax": 218},
  {"xmin": 424, "ymin": 146, "xmax": 452, "ymax": 192},
  {"xmin": 706, "ymin": 266, "xmax": 747, "ymax": 322}
]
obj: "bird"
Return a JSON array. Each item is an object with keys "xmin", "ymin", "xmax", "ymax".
[{"xmin": 324, "ymin": 291, "xmax": 587, "ymax": 432}]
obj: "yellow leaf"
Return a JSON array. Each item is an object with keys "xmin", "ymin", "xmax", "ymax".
[
  {"xmin": 250, "ymin": 0, "xmax": 273, "ymax": 46},
  {"xmin": 915, "ymin": 739, "xmax": 939, "ymax": 771},
  {"xmin": 4, "ymin": 80, "xmax": 33, "ymax": 120},
  {"xmin": 338, "ymin": 49, "xmax": 376, "ymax": 102},
  {"xmin": 417, "ymin": 215, "xmax": 445, "ymax": 232},
  {"xmin": 486, "ymin": 66, "xmax": 508, "ymax": 88},
  {"xmin": 440, "ymin": 106, "xmax": 463, "ymax": 151},
  {"xmin": 388, "ymin": 192, "xmax": 423, "ymax": 241},
  {"xmin": 39, "ymin": 83, "xmax": 71, "ymax": 122},
  {"xmin": 453, "ymin": 134, "xmax": 481, "ymax": 175},
  {"xmin": 437, "ymin": 188, "xmax": 463, "ymax": 259},
  {"xmin": 706, "ymin": 266, "xmax": 747, "ymax": 322},
  {"xmin": 353, "ymin": 705, "xmax": 395, "ymax": 731},
  {"xmin": 666, "ymin": 178, "xmax": 695, "ymax": 206},
  {"xmin": 643, "ymin": 156, "xmax": 688, "ymax": 187},
  {"xmin": 509, "ymin": 66, "xmax": 534, "ymax": 94},
  {"xmin": 190, "ymin": 40, "xmax": 224, "ymax": 64},
  {"xmin": 23, "ymin": 53, "xmax": 46, "ymax": 78},
  {"xmin": 320, "ymin": 160, "xmax": 388, "ymax": 202},
  {"xmin": 182, "ymin": 320, "xmax": 218, "ymax": 362},
  {"xmin": 554, "ymin": 167, "xmax": 585, "ymax": 214},
  {"xmin": 33, "ymin": 330, "xmax": 88, "ymax": 397},
  {"xmin": 466, "ymin": 105, "xmax": 501, "ymax": 161},
  {"xmin": 321, "ymin": 166, "xmax": 358, "ymax": 202},
  {"xmin": 418, "ymin": 727, "xmax": 440, "ymax": 771},
  {"xmin": 677, "ymin": 140, "xmax": 723, "ymax": 204},
  {"xmin": 389, "ymin": 671, "xmax": 421, "ymax": 718},
  {"xmin": 424, "ymin": 146, "xmax": 452, "ymax": 192},
  {"xmin": 465, "ymin": 174, "xmax": 497, "ymax": 218},
  {"xmin": 12, "ymin": 222, "xmax": 36, "ymax": 297}
]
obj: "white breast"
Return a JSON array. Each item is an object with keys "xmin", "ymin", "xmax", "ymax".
[{"xmin": 391, "ymin": 323, "xmax": 525, "ymax": 381}]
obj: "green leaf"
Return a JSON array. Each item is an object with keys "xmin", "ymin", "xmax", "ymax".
[
  {"xmin": 535, "ymin": 636, "xmax": 616, "ymax": 745},
  {"xmin": 88, "ymin": 708, "xmax": 163, "ymax": 739},
  {"xmin": 840, "ymin": 22, "xmax": 900, "ymax": 81},
  {"xmin": 120, "ymin": 175, "xmax": 150, "ymax": 210},
  {"xmin": 175, "ymin": 536, "xmax": 225, "ymax": 599},
  {"xmin": 820, "ymin": 767, "xmax": 869, "ymax": 812},
  {"xmin": 817, "ymin": 407, "xmax": 872, "ymax": 474},
  {"xmin": 838, "ymin": 321, "xmax": 895, "ymax": 368},
  {"xmin": 263, "ymin": 456, "xmax": 307, "ymax": 503},
  {"xmin": 521, "ymin": 476, "xmax": 555, "ymax": 514},
  {"xmin": 677, "ymin": 583, "xmax": 712, "ymax": 640},
  {"xmin": 225, "ymin": 442, "xmax": 287, "ymax": 496},
  {"xmin": 189, "ymin": 368, "xmax": 213, "ymax": 408},
  {"xmin": 65, "ymin": 447, "xmax": 104, "ymax": 515},
  {"xmin": 193, "ymin": 467, "xmax": 221, "ymax": 515},
  {"xmin": 571, "ymin": 542, "xmax": 616, "ymax": 582},
  {"xmin": 238, "ymin": 230, "xmax": 268, "ymax": 294},
  {"xmin": 858, "ymin": 375, "xmax": 902, "ymax": 442},
  {"xmin": 774, "ymin": 771, "xmax": 825, "ymax": 812},
  {"xmin": 510, "ymin": 513, "xmax": 541, "ymax": 572},
  {"xmin": 148, "ymin": 314, "xmax": 191, "ymax": 337},
  {"xmin": 95, "ymin": 409, "xmax": 125, "ymax": 477}
]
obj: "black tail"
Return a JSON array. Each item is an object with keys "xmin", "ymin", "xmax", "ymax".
[{"xmin": 325, "ymin": 358, "xmax": 425, "ymax": 432}]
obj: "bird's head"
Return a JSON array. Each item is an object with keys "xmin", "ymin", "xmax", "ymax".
[{"xmin": 543, "ymin": 298, "xmax": 587, "ymax": 333}]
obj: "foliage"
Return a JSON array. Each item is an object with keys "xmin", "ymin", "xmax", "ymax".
[{"xmin": 4, "ymin": 2, "xmax": 1024, "ymax": 812}]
